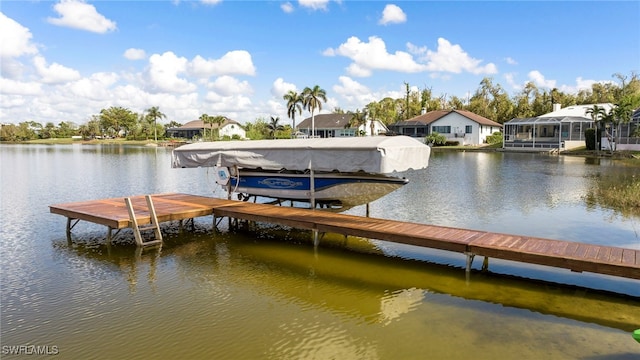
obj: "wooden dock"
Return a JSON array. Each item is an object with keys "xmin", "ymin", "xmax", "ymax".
[{"xmin": 50, "ymin": 193, "xmax": 640, "ymax": 280}]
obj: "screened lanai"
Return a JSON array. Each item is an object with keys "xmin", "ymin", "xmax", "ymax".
[{"xmin": 503, "ymin": 116, "xmax": 594, "ymax": 150}]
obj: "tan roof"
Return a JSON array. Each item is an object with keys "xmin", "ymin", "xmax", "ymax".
[
  {"xmin": 297, "ymin": 113, "xmax": 353, "ymax": 129},
  {"xmin": 178, "ymin": 117, "xmax": 241, "ymax": 130},
  {"xmin": 395, "ymin": 110, "xmax": 502, "ymax": 127}
]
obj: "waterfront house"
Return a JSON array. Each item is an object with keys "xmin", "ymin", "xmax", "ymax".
[
  {"xmin": 388, "ymin": 109, "xmax": 502, "ymax": 145},
  {"xmin": 166, "ymin": 118, "xmax": 246, "ymax": 140},
  {"xmin": 502, "ymin": 103, "xmax": 614, "ymax": 151},
  {"xmin": 612, "ymin": 107, "xmax": 640, "ymax": 151},
  {"xmin": 297, "ymin": 113, "xmax": 388, "ymax": 138}
]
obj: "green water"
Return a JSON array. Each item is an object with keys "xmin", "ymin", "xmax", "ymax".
[{"xmin": 1, "ymin": 144, "xmax": 639, "ymax": 359}]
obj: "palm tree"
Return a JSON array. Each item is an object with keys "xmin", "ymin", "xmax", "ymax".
[
  {"xmin": 267, "ymin": 116, "xmax": 284, "ymax": 139},
  {"xmin": 302, "ymin": 85, "xmax": 327, "ymax": 138},
  {"xmin": 611, "ymin": 101, "xmax": 634, "ymax": 151},
  {"xmin": 146, "ymin": 106, "xmax": 166, "ymax": 142},
  {"xmin": 199, "ymin": 113, "xmax": 212, "ymax": 140},
  {"xmin": 348, "ymin": 109, "xmax": 367, "ymax": 136},
  {"xmin": 600, "ymin": 109, "xmax": 615, "ymax": 153},
  {"xmin": 585, "ymin": 105, "xmax": 606, "ymax": 153},
  {"xmin": 211, "ymin": 115, "xmax": 226, "ymax": 140},
  {"xmin": 283, "ymin": 90, "xmax": 304, "ymax": 138}
]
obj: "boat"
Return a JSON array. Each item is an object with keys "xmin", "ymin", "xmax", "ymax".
[
  {"xmin": 171, "ymin": 136, "xmax": 430, "ymax": 208},
  {"xmin": 228, "ymin": 169, "xmax": 409, "ymax": 207}
]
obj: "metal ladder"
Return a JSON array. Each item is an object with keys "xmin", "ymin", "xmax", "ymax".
[{"xmin": 124, "ymin": 195, "xmax": 163, "ymax": 246}]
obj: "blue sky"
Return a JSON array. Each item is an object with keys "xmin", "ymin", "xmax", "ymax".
[{"xmin": 1, "ymin": 0, "xmax": 638, "ymax": 126}]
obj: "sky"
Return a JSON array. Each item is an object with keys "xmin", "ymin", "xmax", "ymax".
[{"xmin": 1, "ymin": 0, "xmax": 639, "ymax": 127}]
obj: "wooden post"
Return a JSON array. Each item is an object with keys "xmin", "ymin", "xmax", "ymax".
[
  {"xmin": 310, "ymin": 168, "xmax": 316, "ymax": 210},
  {"xmin": 465, "ymin": 252, "xmax": 475, "ymax": 274}
]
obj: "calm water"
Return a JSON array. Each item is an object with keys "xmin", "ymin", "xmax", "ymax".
[{"xmin": 1, "ymin": 144, "xmax": 639, "ymax": 359}]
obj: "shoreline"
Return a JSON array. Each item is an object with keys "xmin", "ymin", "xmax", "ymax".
[
  {"xmin": 430, "ymin": 144, "xmax": 640, "ymax": 160},
  {"xmin": 4, "ymin": 138, "xmax": 639, "ymax": 162}
]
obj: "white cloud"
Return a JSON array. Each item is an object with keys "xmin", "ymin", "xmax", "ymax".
[
  {"xmin": 188, "ymin": 50, "xmax": 256, "ymax": 78},
  {"xmin": 271, "ymin": 78, "xmax": 297, "ymax": 98},
  {"xmin": 574, "ymin": 77, "xmax": 599, "ymax": 91},
  {"xmin": 423, "ymin": 38, "xmax": 498, "ymax": 75},
  {"xmin": 281, "ymin": 2, "xmax": 295, "ymax": 13},
  {"xmin": 379, "ymin": 4, "xmax": 406, "ymax": 25},
  {"xmin": 204, "ymin": 91, "xmax": 253, "ymax": 112},
  {"xmin": 528, "ymin": 70, "xmax": 556, "ymax": 89},
  {"xmin": 201, "ymin": 0, "xmax": 222, "ymax": 5},
  {"xmin": 298, "ymin": 0, "xmax": 330, "ymax": 11},
  {"xmin": 0, "ymin": 13, "xmax": 39, "ymax": 58},
  {"xmin": 504, "ymin": 72, "xmax": 520, "ymax": 91},
  {"xmin": 0, "ymin": 94, "xmax": 30, "ymax": 111},
  {"xmin": 47, "ymin": 0, "xmax": 117, "ymax": 34},
  {"xmin": 1, "ymin": 58, "xmax": 27, "ymax": 80},
  {"xmin": 325, "ymin": 36, "xmax": 427, "ymax": 77},
  {"xmin": 505, "ymin": 57, "xmax": 517, "ymax": 65},
  {"xmin": 208, "ymin": 75, "xmax": 253, "ymax": 96},
  {"xmin": 124, "ymin": 48, "xmax": 147, "ymax": 60},
  {"xmin": 332, "ymin": 76, "xmax": 377, "ymax": 105},
  {"xmin": 0, "ymin": 78, "xmax": 42, "ymax": 96},
  {"xmin": 33, "ymin": 56, "xmax": 81, "ymax": 84},
  {"xmin": 147, "ymin": 51, "xmax": 197, "ymax": 93},
  {"xmin": 267, "ymin": 99, "xmax": 287, "ymax": 119},
  {"xmin": 65, "ymin": 72, "xmax": 119, "ymax": 100},
  {"xmin": 507, "ymin": 72, "xmax": 601, "ymax": 94},
  {"xmin": 326, "ymin": 36, "xmax": 497, "ymax": 78},
  {"xmin": 558, "ymin": 77, "xmax": 608, "ymax": 94},
  {"xmin": 406, "ymin": 42, "xmax": 427, "ymax": 55}
]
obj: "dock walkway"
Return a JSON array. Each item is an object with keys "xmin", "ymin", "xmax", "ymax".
[{"xmin": 50, "ymin": 193, "xmax": 640, "ymax": 280}]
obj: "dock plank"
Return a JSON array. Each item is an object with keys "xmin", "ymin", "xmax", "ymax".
[{"xmin": 50, "ymin": 193, "xmax": 640, "ymax": 280}]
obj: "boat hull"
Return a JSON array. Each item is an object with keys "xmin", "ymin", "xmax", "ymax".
[{"xmin": 230, "ymin": 171, "xmax": 408, "ymax": 207}]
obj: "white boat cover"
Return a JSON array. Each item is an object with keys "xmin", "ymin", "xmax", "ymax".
[{"xmin": 171, "ymin": 135, "xmax": 430, "ymax": 174}]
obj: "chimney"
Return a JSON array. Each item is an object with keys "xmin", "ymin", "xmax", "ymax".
[
  {"xmin": 421, "ymin": 107, "xmax": 426, "ymax": 115},
  {"xmin": 552, "ymin": 103, "xmax": 561, "ymax": 112}
]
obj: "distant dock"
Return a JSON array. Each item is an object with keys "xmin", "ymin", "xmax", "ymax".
[{"xmin": 50, "ymin": 193, "xmax": 640, "ymax": 280}]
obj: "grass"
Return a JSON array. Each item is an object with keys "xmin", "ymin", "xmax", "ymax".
[
  {"xmin": 22, "ymin": 138, "xmax": 162, "ymax": 146},
  {"xmin": 563, "ymin": 146, "xmax": 640, "ymax": 160},
  {"xmin": 585, "ymin": 174, "xmax": 640, "ymax": 216}
]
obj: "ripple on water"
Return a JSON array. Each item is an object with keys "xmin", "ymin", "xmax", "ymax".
[{"xmin": 268, "ymin": 319, "xmax": 379, "ymax": 360}]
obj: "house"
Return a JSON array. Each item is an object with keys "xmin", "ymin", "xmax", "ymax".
[
  {"xmin": 297, "ymin": 113, "xmax": 389, "ymax": 138},
  {"xmin": 166, "ymin": 117, "xmax": 246, "ymax": 140},
  {"xmin": 611, "ymin": 107, "xmax": 640, "ymax": 151},
  {"xmin": 388, "ymin": 109, "xmax": 502, "ymax": 145},
  {"xmin": 502, "ymin": 103, "xmax": 614, "ymax": 151}
]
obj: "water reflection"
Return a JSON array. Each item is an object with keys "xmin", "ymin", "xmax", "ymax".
[
  {"xmin": 53, "ymin": 227, "xmax": 640, "ymax": 332},
  {"xmin": 379, "ymin": 288, "xmax": 426, "ymax": 325}
]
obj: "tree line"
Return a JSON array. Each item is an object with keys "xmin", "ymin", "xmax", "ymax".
[
  {"xmin": 0, "ymin": 106, "xmax": 179, "ymax": 142},
  {"xmin": 348, "ymin": 72, "xmax": 640, "ymax": 126},
  {"xmin": 2, "ymin": 72, "xmax": 638, "ymax": 142}
]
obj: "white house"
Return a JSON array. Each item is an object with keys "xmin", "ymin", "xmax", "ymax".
[
  {"xmin": 503, "ymin": 103, "xmax": 615, "ymax": 151},
  {"xmin": 389, "ymin": 109, "xmax": 502, "ymax": 145},
  {"xmin": 218, "ymin": 121, "xmax": 246, "ymax": 139}
]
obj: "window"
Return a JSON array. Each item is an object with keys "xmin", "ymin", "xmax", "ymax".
[
  {"xmin": 465, "ymin": 125, "xmax": 472, "ymax": 134},
  {"xmin": 432, "ymin": 126, "xmax": 451, "ymax": 134},
  {"xmin": 337, "ymin": 129, "xmax": 355, "ymax": 137}
]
